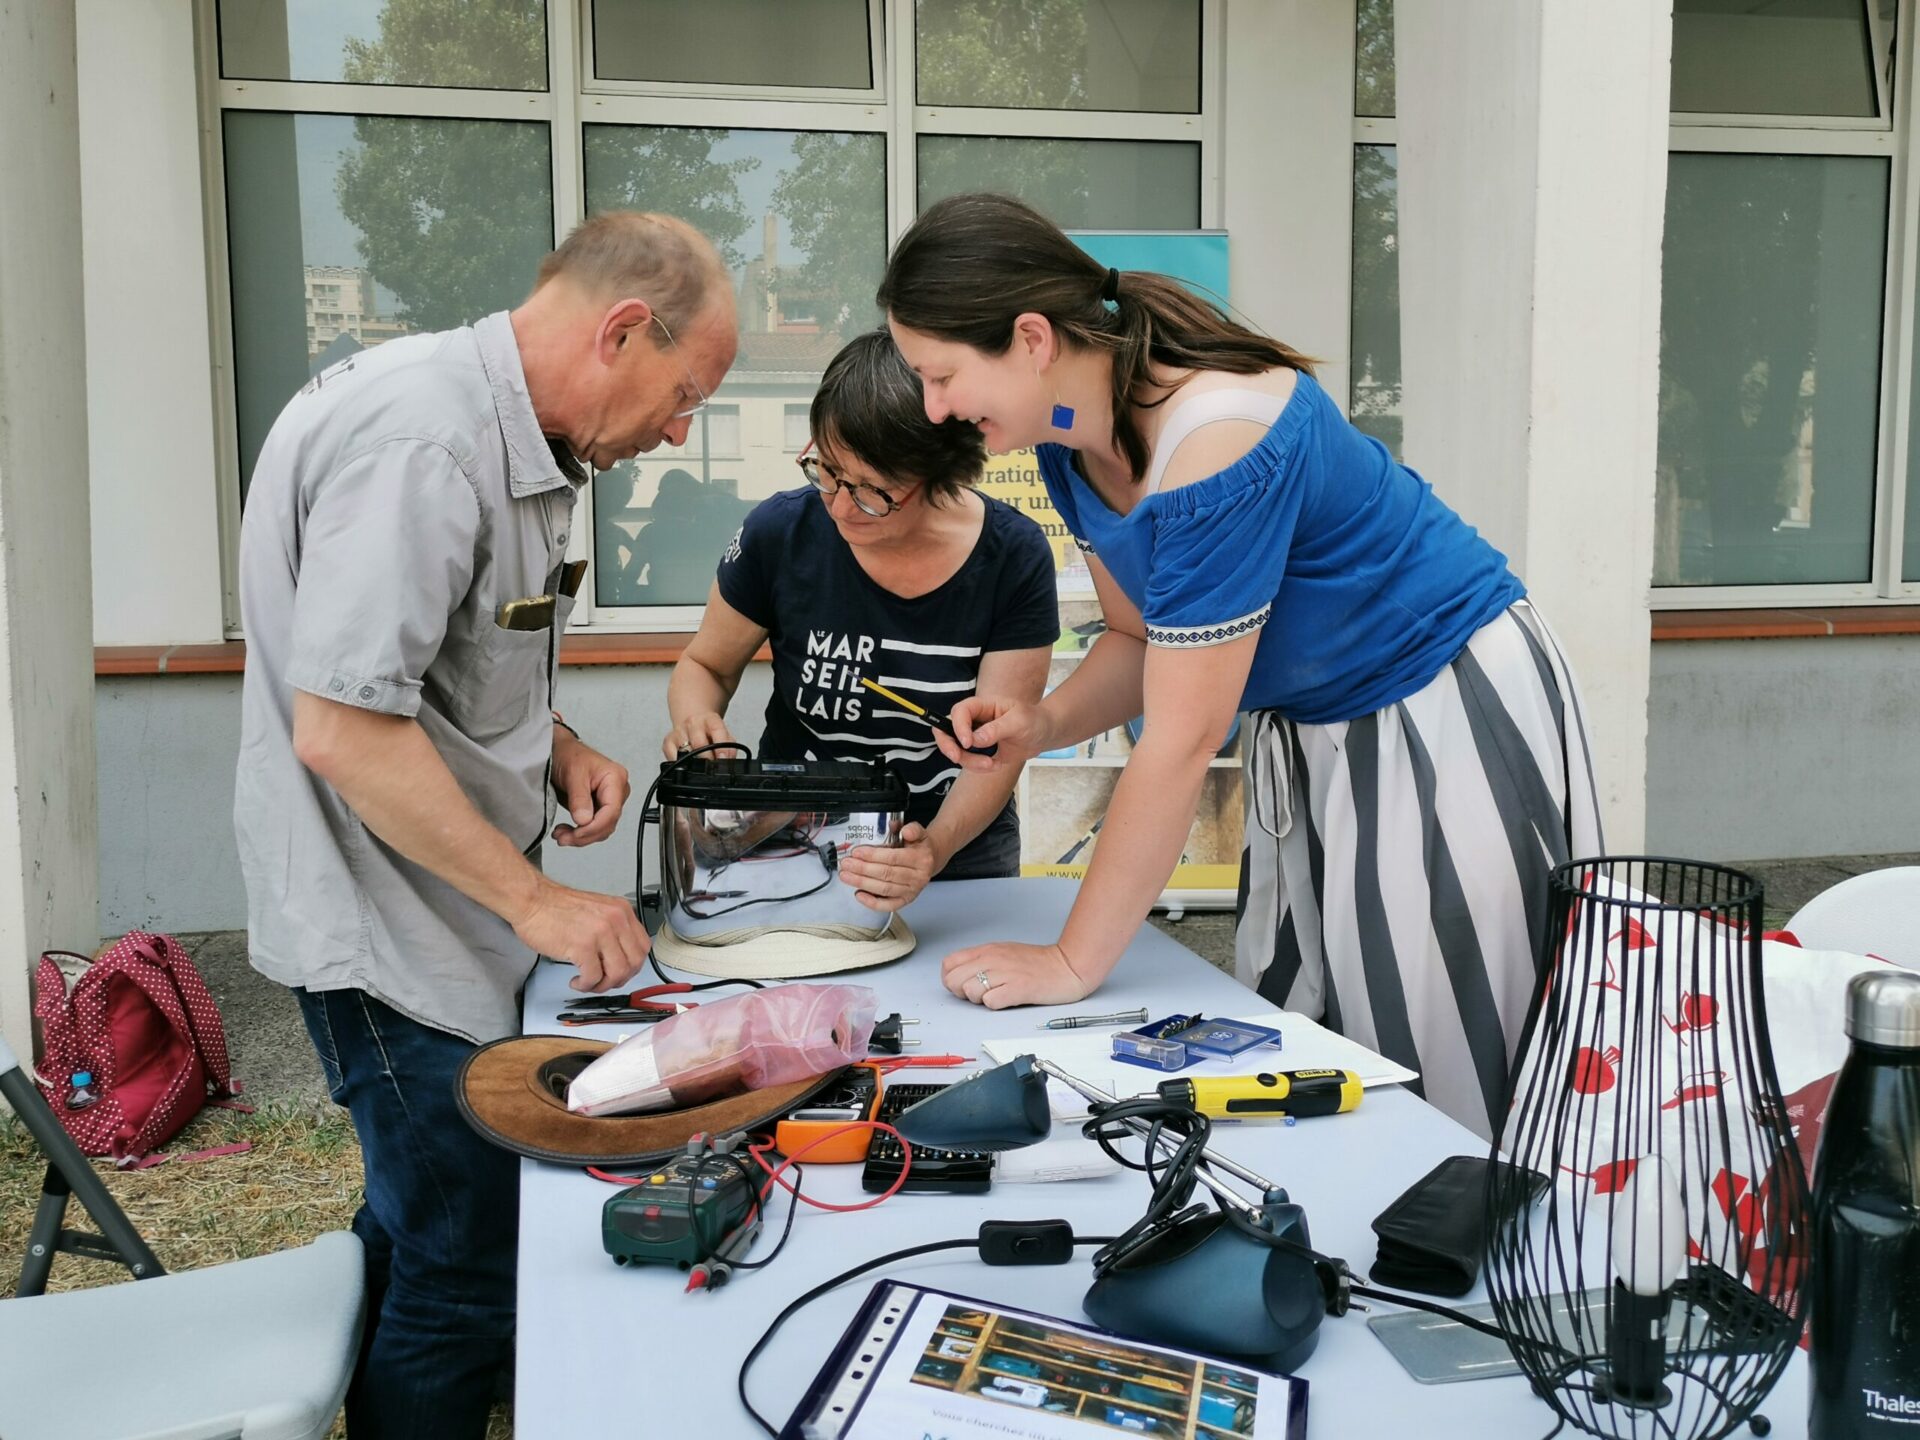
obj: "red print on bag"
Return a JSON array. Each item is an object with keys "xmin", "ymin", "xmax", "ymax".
[
  {"xmin": 1570, "ymin": 1046, "xmax": 1622, "ymax": 1095},
  {"xmin": 1560, "ymin": 1157, "xmax": 1641, "ymax": 1194},
  {"xmin": 1661, "ymin": 1068, "xmax": 1728, "ymax": 1111},
  {"xmin": 1663, "ymin": 991, "xmax": 1722, "ymax": 1040}
]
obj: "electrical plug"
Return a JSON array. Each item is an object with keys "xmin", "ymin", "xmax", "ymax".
[{"xmin": 869, "ymin": 1012, "xmax": 921, "ymax": 1055}]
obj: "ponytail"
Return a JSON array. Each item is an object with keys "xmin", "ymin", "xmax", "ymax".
[{"xmin": 878, "ymin": 193, "xmax": 1314, "ymax": 480}]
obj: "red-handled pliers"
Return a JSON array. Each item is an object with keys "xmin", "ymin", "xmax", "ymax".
[{"xmin": 559, "ymin": 983, "xmax": 699, "ymax": 1024}]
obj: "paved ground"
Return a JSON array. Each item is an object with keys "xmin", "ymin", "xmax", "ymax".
[{"xmin": 180, "ymin": 852, "xmax": 1917, "ymax": 1106}]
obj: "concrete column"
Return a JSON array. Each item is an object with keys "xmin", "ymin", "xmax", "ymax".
[
  {"xmin": 1221, "ymin": 0, "xmax": 1357, "ymax": 379},
  {"xmin": 0, "ymin": 0, "xmax": 100, "ymax": 1060},
  {"xmin": 1395, "ymin": 0, "xmax": 1670, "ymax": 849}
]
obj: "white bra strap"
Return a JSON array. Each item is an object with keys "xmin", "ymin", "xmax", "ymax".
[{"xmin": 1143, "ymin": 386, "xmax": 1291, "ymax": 495}]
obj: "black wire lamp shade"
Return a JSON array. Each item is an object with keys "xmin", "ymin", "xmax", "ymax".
[{"xmin": 1486, "ymin": 858, "xmax": 1809, "ymax": 1439}]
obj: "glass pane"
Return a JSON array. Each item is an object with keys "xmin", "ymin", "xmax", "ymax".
[
  {"xmin": 592, "ymin": 0, "xmax": 872, "ymax": 88},
  {"xmin": 916, "ymin": 0, "xmax": 1201, "ymax": 113},
  {"xmin": 1355, "ymin": 0, "xmax": 1396, "ymax": 118},
  {"xmin": 223, "ymin": 112, "xmax": 553, "ymax": 498},
  {"xmin": 1657, "ymin": 153, "xmax": 1887, "ymax": 587},
  {"xmin": 784, "ymin": 404, "xmax": 811, "ymax": 450},
  {"xmin": 917, "ymin": 136, "xmax": 1199, "ymax": 229},
  {"xmin": 1351, "ymin": 145, "xmax": 1402, "ymax": 459},
  {"xmin": 1672, "ymin": 0, "xmax": 1879, "ymax": 117},
  {"xmin": 583, "ymin": 125, "xmax": 886, "ymax": 607},
  {"xmin": 218, "ymin": 0, "xmax": 547, "ymax": 90}
]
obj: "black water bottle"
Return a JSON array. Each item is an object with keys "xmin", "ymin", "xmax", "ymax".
[{"xmin": 1809, "ymin": 970, "xmax": 1920, "ymax": 1439}]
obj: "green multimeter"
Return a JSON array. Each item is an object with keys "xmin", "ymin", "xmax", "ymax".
[{"xmin": 602, "ymin": 1151, "xmax": 757, "ymax": 1269}]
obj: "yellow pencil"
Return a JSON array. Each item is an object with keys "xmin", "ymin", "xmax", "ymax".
[
  {"xmin": 860, "ymin": 676, "xmax": 991, "ymax": 752},
  {"xmin": 858, "ymin": 676, "xmax": 930, "ymax": 717}
]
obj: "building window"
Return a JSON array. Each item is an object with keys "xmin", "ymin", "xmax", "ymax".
[
  {"xmin": 915, "ymin": 0, "xmax": 1202, "ymax": 113},
  {"xmin": 1349, "ymin": 0, "xmax": 1910, "ymax": 602},
  {"xmin": 918, "ymin": 136, "xmax": 1201, "ymax": 229},
  {"xmin": 590, "ymin": 0, "xmax": 874, "ymax": 89},
  {"xmin": 583, "ymin": 124, "xmax": 884, "ymax": 608},
  {"xmin": 209, "ymin": 0, "xmax": 1217, "ymax": 631},
  {"xmin": 217, "ymin": 0, "xmax": 549, "ymax": 91},
  {"xmin": 221, "ymin": 110, "xmax": 552, "ymax": 497},
  {"xmin": 1349, "ymin": 143, "xmax": 1400, "ymax": 460}
]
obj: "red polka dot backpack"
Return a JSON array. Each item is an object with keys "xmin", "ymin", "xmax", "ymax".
[{"xmin": 32, "ymin": 932, "xmax": 245, "ymax": 1167}]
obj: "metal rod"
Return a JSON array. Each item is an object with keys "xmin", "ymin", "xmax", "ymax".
[{"xmin": 1029, "ymin": 1059, "xmax": 1281, "ymax": 1207}]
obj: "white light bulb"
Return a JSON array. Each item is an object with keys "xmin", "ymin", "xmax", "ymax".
[{"xmin": 1611, "ymin": 1154, "xmax": 1687, "ymax": 1297}]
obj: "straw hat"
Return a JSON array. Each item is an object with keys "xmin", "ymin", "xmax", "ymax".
[{"xmin": 649, "ymin": 911, "xmax": 917, "ymax": 980}]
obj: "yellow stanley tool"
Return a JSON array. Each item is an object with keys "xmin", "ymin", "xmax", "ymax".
[{"xmin": 1157, "ymin": 1068, "xmax": 1363, "ymax": 1120}]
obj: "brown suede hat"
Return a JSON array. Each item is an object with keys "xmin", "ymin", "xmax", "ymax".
[{"xmin": 455, "ymin": 1035, "xmax": 847, "ymax": 1167}]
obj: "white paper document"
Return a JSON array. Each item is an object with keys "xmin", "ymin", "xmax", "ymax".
[{"xmin": 981, "ymin": 1010, "xmax": 1419, "ymax": 1120}]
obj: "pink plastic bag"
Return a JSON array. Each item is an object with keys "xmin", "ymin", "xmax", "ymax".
[{"xmin": 566, "ymin": 982, "xmax": 878, "ymax": 1116}]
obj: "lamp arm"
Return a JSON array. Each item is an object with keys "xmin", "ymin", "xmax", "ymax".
[{"xmin": 1029, "ymin": 1058, "xmax": 1281, "ymax": 1213}]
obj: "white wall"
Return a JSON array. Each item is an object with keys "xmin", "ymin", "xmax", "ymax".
[
  {"xmin": 0, "ymin": 0, "xmax": 101, "ymax": 1059},
  {"xmin": 1220, "ymin": 1, "xmax": 1356, "ymax": 377},
  {"xmin": 1647, "ymin": 636, "xmax": 1920, "ymax": 860},
  {"xmin": 79, "ymin": 0, "xmax": 226, "ymax": 646},
  {"xmin": 1397, "ymin": 0, "xmax": 1670, "ymax": 849}
]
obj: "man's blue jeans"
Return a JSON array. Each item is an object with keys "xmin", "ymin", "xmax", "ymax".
[{"xmin": 296, "ymin": 987, "xmax": 518, "ymax": 1440}]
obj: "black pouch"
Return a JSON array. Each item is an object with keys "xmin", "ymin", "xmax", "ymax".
[{"xmin": 1370, "ymin": 1154, "xmax": 1549, "ymax": 1298}]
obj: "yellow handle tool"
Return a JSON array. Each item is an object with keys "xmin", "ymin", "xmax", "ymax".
[{"xmin": 1157, "ymin": 1069, "xmax": 1364, "ymax": 1120}]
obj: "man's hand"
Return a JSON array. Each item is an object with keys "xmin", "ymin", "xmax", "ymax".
[
  {"xmin": 511, "ymin": 875, "xmax": 651, "ymax": 992},
  {"xmin": 940, "ymin": 941, "xmax": 1095, "ymax": 1009},
  {"xmin": 551, "ymin": 729, "xmax": 630, "ymax": 847},
  {"xmin": 840, "ymin": 822, "xmax": 940, "ymax": 912},
  {"xmin": 663, "ymin": 711, "xmax": 736, "ymax": 760}
]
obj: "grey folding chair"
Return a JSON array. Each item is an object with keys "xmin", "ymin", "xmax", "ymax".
[{"xmin": 0, "ymin": 1031, "xmax": 364, "ymax": 1440}]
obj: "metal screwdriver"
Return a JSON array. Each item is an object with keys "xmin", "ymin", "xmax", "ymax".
[{"xmin": 1043, "ymin": 1007, "xmax": 1151, "ymax": 1030}]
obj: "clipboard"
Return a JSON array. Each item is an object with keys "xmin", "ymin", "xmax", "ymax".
[{"xmin": 780, "ymin": 1280, "xmax": 1308, "ymax": 1439}]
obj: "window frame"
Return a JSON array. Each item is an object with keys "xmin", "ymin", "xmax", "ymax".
[
  {"xmin": 1348, "ymin": 0, "xmax": 1920, "ymax": 609},
  {"xmin": 199, "ymin": 0, "xmax": 1223, "ymax": 635}
]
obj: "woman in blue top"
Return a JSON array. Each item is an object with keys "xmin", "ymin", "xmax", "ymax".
[{"xmin": 879, "ymin": 194, "xmax": 1601, "ymax": 1138}]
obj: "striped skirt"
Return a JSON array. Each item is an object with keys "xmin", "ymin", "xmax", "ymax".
[{"xmin": 1234, "ymin": 600, "xmax": 1603, "ymax": 1140}]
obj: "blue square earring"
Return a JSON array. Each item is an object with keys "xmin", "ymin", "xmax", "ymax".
[{"xmin": 1051, "ymin": 398, "xmax": 1075, "ymax": 431}]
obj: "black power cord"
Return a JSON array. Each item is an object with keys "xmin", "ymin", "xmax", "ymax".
[
  {"xmin": 632, "ymin": 739, "xmax": 753, "ymax": 931},
  {"xmin": 1083, "ymin": 1095, "xmax": 1521, "ymax": 1343},
  {"xmin": 737, "ymin": 1224, "xmax": 1120, "ymax": 1436},
  {"xmin": 734, "ymin": 1181, "xmax": 1549, "ymax": 1433},
  {"xmin": 630, "ymin": 740, "xmax": 768, "ymax": 993}
]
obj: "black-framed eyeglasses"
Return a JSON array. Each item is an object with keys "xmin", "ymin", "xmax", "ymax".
[{"xmin": 796, "ymin": 439, "xmax": 907, "ymax": 517}]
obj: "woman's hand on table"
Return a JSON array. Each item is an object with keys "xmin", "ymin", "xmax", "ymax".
[
  {"xmin": 942, "ymin": 941, "xmax": 1095, "ymax": 1009},
  {"xmin": 842, "ymin": 822, "xmax": 938, "ymax": 912},
  {"xmin": 934, "ymin": 696, "xmax": 1051, "ymax": 773}
]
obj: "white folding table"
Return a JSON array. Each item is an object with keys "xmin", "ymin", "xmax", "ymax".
[{"xmin": 514, "ymin": 878, "xmax": 1808, "ymax": 1438}]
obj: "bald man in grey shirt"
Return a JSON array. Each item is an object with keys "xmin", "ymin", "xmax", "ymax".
[{"xmin": 236, "ymin": 213, "xmax": 737, "ymax": 1440}]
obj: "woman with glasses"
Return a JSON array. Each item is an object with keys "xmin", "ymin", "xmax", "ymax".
[
  {"xmin": 664, "ymin": 328, "xmax": 1058, "ymax": 910},
  {"xmin": 878, "ymin": 194, "xmax": 1603, "ymax": 1140}
]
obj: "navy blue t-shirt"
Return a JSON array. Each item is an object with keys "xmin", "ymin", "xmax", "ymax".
[{"xmin": 716, "ymin": 487, "xmax": 1058, "ymax": 878}]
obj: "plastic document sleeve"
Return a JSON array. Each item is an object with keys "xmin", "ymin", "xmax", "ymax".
[{"xmin": 780, "ymin": 1280, "xmax": 1308, "ymax": 1440}]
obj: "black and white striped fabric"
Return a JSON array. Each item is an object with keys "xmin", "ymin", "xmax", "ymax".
[{"xmin": 1235, "ymin": 599, "xmax": 1603, "ymax": 1140}]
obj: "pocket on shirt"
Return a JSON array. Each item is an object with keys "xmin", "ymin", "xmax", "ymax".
[{"xmin": 451, "ymin": 621, "xmax": 548, "ymax": 743}]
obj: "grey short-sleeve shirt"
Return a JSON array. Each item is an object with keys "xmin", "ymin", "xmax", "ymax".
[{"xmin": 235, "ymin": 312, "xmax": 583, "ymax": 1043}]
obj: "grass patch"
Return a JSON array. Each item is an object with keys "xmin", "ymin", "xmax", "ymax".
[{"xmin": 0, "ymin": 1101, "xmax": 512, "ymax": 1438}]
